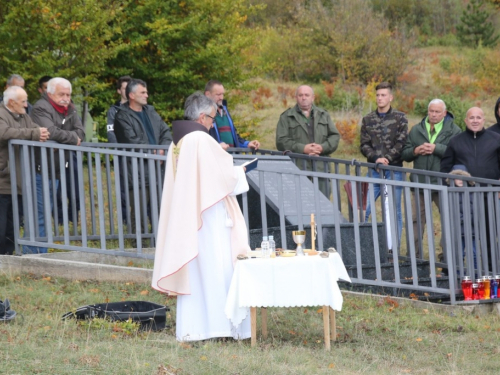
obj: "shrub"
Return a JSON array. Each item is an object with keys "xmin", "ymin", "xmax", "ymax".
[{"xmin": 315, "ymin": 82, "xmax": 361, "ymax": 112}]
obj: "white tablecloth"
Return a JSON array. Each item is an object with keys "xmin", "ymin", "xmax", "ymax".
[{"xmin": 225, "ymin": 252, "xmax": 351, "ymax": 326}]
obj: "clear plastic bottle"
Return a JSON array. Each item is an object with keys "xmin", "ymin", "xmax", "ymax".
[
  {"xmin": 268, "ymin": 235, "xmax": 276, "ymax": 258},
  {"xmin": 261, "ymin": 236, "xmax": 270, "ymax": 258}
]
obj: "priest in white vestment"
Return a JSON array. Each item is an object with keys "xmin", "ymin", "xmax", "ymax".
[{"xmin": 152, "ymin": 92, "xmax": 251, "ymax": 341}]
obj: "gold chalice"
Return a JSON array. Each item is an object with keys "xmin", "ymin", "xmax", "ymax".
[{"xmin": 292, "ymin": 230, "xmax": 306, "ymax": 256}]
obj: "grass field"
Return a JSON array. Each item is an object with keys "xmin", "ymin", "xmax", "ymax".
[{"xmin": 1, "ymin": 273, "xmax": 500, "ymax": 375}]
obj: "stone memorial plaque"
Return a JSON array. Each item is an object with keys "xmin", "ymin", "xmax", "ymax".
[{"xmin": 233, "ymin": 155, "xmax": 347, "ymax": 227}]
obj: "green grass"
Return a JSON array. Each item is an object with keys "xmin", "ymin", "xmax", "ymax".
[{"xmin": 1, "ymin": 273, "xmax": 500, "ymax": 374}]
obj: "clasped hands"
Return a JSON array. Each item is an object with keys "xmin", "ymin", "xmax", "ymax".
[
  {"xmin": 414, "ymin": 142, "xmax": 435, "ymax": 155},
  {"xmin": 303, "ymin": 143, "xmax": 323, "ymax": 156}
]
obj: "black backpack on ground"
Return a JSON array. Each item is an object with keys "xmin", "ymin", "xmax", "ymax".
[{"xmin": 62, "ymin": 301, "xmax": 169, "ymax": 331}]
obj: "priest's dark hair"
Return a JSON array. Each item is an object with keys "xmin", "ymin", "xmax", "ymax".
[{"xmin": 184, "ymin": 91, "xmax": 217, "ymax": 121}]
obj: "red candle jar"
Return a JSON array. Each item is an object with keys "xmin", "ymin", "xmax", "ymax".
[
  {"xmin": 472, "ymin": 283, "xmax": 479, "ymax": 300},
  {"xmin": 461, "ymin": 276, "xmax": 473, "ymax": 301},
  {"xmin": 477, "ymin": 279, "xmax": 484, "ymax": 300}
]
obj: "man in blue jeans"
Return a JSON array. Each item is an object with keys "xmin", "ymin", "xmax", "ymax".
[
  {"xmin": 24, "ymin": 77, "xmax": 85, "ymax": 253},
  {"xmin": 360, "ymin": 82, "xmax": 408, "ymax": 246}
]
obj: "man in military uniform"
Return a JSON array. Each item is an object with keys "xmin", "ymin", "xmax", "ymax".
[
  {"xmin": 276, "ymin": 85, "xmax": 340, "ymax": 196},
  {"xmin": 360, "ymin": 82, "xmax": 408, "ymax": 245}
]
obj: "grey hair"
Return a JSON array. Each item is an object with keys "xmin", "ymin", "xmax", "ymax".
[
  {"xmin": 6, "ymin": 74, "xmax": 24, "ymax": 87},
  {"xmin": 428, "ymin": 98, "xmax": 446, "ymax": 110},
  {"xmin": 3, "ymin": 86, "xmax": 25, "ymax": 104},
  {"xmin": 47, "ymin": 77, "xmax": 72, "ymax": 94},
  {"xmin": 125, "ymin": 78, "xmax": 147, "ymax": 100},
  {"xmin": 295, "ymin": 85, "xmax": 314, "ymax": 96},
  {"xmin": 184, "ymin": 92, "xmax": 217, "ymax": 121}
]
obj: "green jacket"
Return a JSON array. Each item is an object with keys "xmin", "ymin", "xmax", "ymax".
[
  {"xmin": 401, "ymin": 114, "xmax": 461, "ymax": 184},
  {"xmin": 275, "ymin": 104, "xmax": 340, "ymax": 156}
]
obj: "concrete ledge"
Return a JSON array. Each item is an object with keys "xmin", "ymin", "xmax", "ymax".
[{"xmin": 0, "ymin": 253, "xmax": 153, "ymax": 283}]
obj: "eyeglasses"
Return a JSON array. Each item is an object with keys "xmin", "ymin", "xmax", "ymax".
[{"xmin": 205, "ymin": 113, "xmax": 215, "ymax": 120}]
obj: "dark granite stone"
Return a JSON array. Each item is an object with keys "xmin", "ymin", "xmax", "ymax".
[{"xmin": 233, "ymin": 156, "xmax": 347, "ymax": 230}]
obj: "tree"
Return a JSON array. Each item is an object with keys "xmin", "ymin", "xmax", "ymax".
[
  {"xmin": 457, "ymin": 0, "xmax": 498, "ymax": 47},
  {"xmin": 304, "ymin": 0, "xmax": 415, "ymax": 83},
  {"xmin": 0, "ymin": 0, "xmax": 127, "ymax": 102},
  {"xmin": 93, "ymin": 0, "xmax": 256, "ymax": 122}
]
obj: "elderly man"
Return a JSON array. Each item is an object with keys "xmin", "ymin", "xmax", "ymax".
[
  {"xmin": 152, "ymin": 92, "xmax": 251, "ymax": 341},
  {"xmin": 0, "ymin": 86, "xmax": 49, "ymax": 255},
  {"xmin": 1, "ymin": 74, "xmax": 33, "ymax": 115},
  {"xmin": 114, "ymin": 79, "xmax": 172, "ymax": 227},
  {"xmin": 402, "ymin": 99, "xmax": 461, "ymax": 257},
  {"xmin": 204, "ymin": 80, "xmax": 260, "ymax": 151},
  {"xmin": 361, "ymin": 82, "xmax": 408, "ymax": 246},
  {"xmin": 24, "ymin": 77, "xmax": 85, "ymax": 254},
  {"xmin": 441, "ymin": 107, "xmax": 500, "ymax": 273}
]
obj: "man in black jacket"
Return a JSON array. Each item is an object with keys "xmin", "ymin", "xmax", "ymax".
[
  {"xmin": 114, "ymin": 79, "xmax": 172, "ymax": 227},
  {"xmin": 106, "ymin": 75, "xmax": 131, "ymax": 143},
  {"xmin": 441, "ymin": 107, "xmax": 500, "ymax": 179},
  {"xmin": 441, "ymin": 107, "xmax": 500, "ymax": 274}
]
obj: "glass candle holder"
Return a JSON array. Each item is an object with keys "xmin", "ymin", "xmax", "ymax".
[
  {"xmin": 491, "ymin": 277, "xmax": 498, "ymax": 299},
  {"xmin": 472, "ymin": 283, "xmax": 479, "ymax": 300},
  {"xmin": 477, "ymin": 279, "xmax": 484, "ymax": 300},
  {"xmin": 482, "ymin": 276, "xmax": 490, "ymax": 300},
  {"xmin": 461, "ymin": 276, "xmax": 473, "ymax": 301}
]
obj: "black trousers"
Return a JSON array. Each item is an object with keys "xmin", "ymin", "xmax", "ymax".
[{"xmin": 0, "ymin": 194, "xmax": 22, "ymax": 255}]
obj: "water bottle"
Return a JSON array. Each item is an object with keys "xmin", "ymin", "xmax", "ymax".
[
  {"xmin": 268, "ymin": 235, "xmax": 276, "ymax": 258},
  {"xmin": 261, "ymin": 236, "xmax": 270, "ymax": 258}
]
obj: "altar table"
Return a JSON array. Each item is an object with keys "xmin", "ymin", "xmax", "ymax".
[{"xmin": 225, "ymin": 252, "xmax": 351, "ymax": 350}]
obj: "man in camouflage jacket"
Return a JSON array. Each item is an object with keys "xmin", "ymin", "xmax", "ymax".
[{"xmin": 360, "ymin": 82, "xmax": 408, "ymax": 246}]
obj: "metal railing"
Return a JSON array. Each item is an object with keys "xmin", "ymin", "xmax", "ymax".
[{"xmin": 8, "ymin": 142, "xmax": 500, "ymax": 303}]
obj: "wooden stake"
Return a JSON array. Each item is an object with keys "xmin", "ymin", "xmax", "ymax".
[
  {"xmin": 251, "ymin": 307, "xmax": 257, "ymax": 347},
  {"xmin": 262, "ymin": 308, "xmax": 268, "ymax": 339}
]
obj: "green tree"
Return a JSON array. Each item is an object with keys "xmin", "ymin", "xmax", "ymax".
[
  {"xmin": 305, "ymin": 0, "xmax": 415, "ymax": 83},
  {"xmin": 0, "ymin": 0, "xmax": 126, "ymax": 104},
  {"xmin": 457, "ymin": 0, "xmax": 499, "ymax": 47},
  {"xmin": 94, "ymin": 0, "xmax": 256, "ymax": 122}
]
